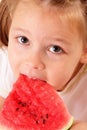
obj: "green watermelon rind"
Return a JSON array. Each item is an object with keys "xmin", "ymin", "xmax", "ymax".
[{"xmin": 63, "ymin": 116, "xmax": 74, "ymax": 130}]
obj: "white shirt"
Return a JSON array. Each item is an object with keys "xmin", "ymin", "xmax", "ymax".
[{"xmin": 0, "ymin": 46, "xmax": 14, "ymax": 98}]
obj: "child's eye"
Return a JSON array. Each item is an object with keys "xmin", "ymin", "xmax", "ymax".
[
  {"xmin": 48, "ymin": 45, "xmax": 64, "ymax": 54},
  {"xmin": 17, "ymin": 36, "xmax": 29, "ymax": 45}
]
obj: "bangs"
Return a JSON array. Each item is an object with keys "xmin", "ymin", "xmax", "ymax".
[{"xmin": 55, "ymin": 3, "xmax": 87, "ymax": 45}]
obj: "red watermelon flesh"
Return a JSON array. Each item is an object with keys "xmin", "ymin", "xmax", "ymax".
[{"xmin": 0, "ymin": 74, "xmax": 73, "ymax": 130}]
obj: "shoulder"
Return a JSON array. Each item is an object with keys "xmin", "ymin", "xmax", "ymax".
[
  {"xmin": 0, "ymin": 46, "xmax": 8, "ymax": 61},
  {"xmin": 61, "ymin": 64, "xmax": 87, "ymax": 94},
  {"xmin": 0, "ymin": 46, "xmax": 7, "ymax": 54},
  {"xmin": 0, "ymin": 96, "xmax": 5, "ymax": 111},
  {"xmin": 60, "ymin": 64, "xmax": 87, "ymax": 121},
  {"xmin": 0, "ymin": 46, "xmax": 14, "ymax": 98},
  {"xmin": 0, "ymin": 46, "xmax": 8, "ymax": 74}
]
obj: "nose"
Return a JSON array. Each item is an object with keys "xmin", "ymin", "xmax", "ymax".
[{"xmin": 25, "ymin": 53, "xmax": 45, "ymax": 70}]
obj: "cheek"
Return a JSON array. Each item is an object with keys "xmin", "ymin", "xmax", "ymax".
[
  {"xmin": 48, "ymin": 69, "xmax": 69, "ymax": 90},
  {"xmin": 47, "ymin": 62, "xmax": 78, "ymax": 91},
  {"xmin": 8, "ymin": 46, "xmax": 20, "ymax": 77}
]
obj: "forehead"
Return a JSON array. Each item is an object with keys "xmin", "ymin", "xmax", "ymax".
[
  {"xmin": 13, "ymin": 0, "xmax": 60, "ymax": 18},
  {"xmin": 12, "ymin": 0, "xmax": 77, "ymax": 29},
  {"xmin": 11, "ymin": 0, "xmax": 82, "ymax": 41}
]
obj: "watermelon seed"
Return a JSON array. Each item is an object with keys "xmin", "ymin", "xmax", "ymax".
[
  {"xmin": 18, "ymin": 101, "xmax": 22, "ymax": 104},
  {"xmin": 43, "ymin": 119, "xmax": 46, "ymax": 124},
  {"xmin": 21, "ymin": 102, "xmax": 27, "ymax": 107},
  {"xmin": 40, "ymin": 115, "xmax": 48, "ymax": 124},
  {"xmin": 35, "ymin": 118, "xmax": 47, "ymax": 125},
  {"xmin": 16, "ymin": 107, "xmax": 19, "ymax": 111},
  {"xmin": 46, "ymin": 114, "xmax": 49, "ymax": 118},
  {"xmin": 36, "ymin": 120, "xmax": 40, "ymax": 124},
  {"xmin": 18, "ymin": 101, "xmax": 27, "ymax": 107}
]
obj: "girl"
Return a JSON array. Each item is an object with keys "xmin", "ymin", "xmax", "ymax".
[{"xmin": 0, "ymin": 0, "xmax": 87, "ymax": 129}]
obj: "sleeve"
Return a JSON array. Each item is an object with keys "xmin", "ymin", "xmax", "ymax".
[{"xmin": 0, "ymin": 47, "xmax": 14, "ymax": 98}]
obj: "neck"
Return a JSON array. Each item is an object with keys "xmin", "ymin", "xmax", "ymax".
[{"xmin": 60, "ymin": 63, "xmax": 84, "ymax": 92}]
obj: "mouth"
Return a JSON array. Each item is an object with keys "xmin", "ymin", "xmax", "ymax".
[
  {"xmin": 31, "ymin": 77, "xmax": 47, "ymax": 83},
  {"xmin": 20, "ymin": 73, "xmax": 47, "ymax": 83}
]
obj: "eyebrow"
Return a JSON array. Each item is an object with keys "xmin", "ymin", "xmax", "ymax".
[
  {"xmin": 12, "ymin": 27, "xmax": 31, "ymax": 35},
  {"xmin": 11, "ymin": 27, "xmax": 74, "ymax": 46}
]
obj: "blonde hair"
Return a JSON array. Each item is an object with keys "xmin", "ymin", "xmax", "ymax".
[
  {"xmin": 0, "ymin": 0, "xmax": 87, "ymax": 46},
  {"xmin": 0, "ymin": 0, "xmax": 11, "ymax": 46},
  {"xmin": 0, "ymin": 0, "xmax": 18, "ymax": 46}
]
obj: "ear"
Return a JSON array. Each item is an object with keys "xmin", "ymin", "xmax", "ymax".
[{"xmin": 80, "ymin": 48, "xmax": 87, "ymax": 64}]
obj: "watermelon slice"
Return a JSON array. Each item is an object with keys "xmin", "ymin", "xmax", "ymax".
[{"xmin": 0, "ymin": 74, "xmax": 73, "ymax": 130}]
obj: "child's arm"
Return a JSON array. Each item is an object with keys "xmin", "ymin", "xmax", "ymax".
[
  {"xmin": 0, "ymin": 96, "xmax": 5, "ymax": 111},
  {"xmin": 70, "ymin": 121, "xmax": 87, "ymax": 130}
]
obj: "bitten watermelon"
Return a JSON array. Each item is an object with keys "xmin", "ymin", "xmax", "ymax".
[{"xmin": 0, "ymin": 74, "xmax": 73, "ymax": 130}]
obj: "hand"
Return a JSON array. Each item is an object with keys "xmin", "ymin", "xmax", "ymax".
[
  {"xmin": 70, "ymin": 121, "xmax": 87, "ymax": 130},
  {"xmin": 0, "ymin": 96, "xmax": 5, "ymax": 111}
]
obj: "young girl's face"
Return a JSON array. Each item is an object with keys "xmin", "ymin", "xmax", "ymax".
[{"xmin": 8, "ymin": 1, "xmax": 85, "ymax": 91}]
